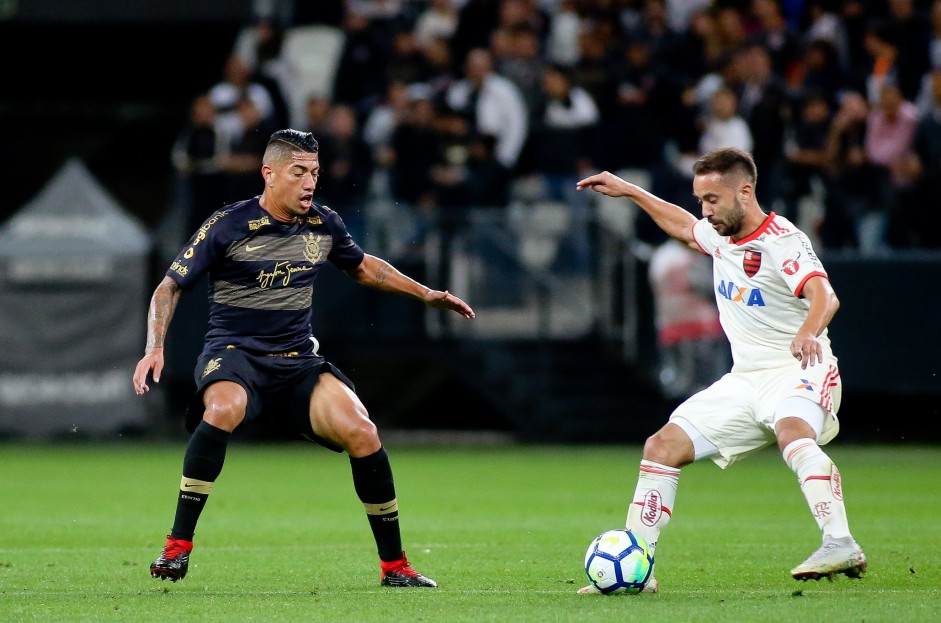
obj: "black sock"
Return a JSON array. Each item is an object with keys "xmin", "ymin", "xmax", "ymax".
[
  {"xmin": 350, "ymin": 447, "xmax": 403, "ymax": 562},
  {"xmin": 170, "ymin": 420, "xmax": 230, "ymax": 541}
]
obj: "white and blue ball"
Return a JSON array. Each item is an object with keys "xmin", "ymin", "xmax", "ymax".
[{"xmin": 584, "ymin": 529, "xmax": 654, "ymax": 594}]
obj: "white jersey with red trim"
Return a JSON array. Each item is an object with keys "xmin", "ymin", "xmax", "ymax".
[{"xmin": 691, "ymin": 211, "xmax": 834, "ymax": 372}]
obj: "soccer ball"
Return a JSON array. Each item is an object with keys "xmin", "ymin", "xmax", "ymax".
[{"xmin": 584, "ymin": 529, "xmax": 654, "ymax": 594}]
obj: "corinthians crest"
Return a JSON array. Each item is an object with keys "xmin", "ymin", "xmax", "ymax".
[{"xmin": 302, "ymin": 233, "xmax": 328, "ymax": 264}]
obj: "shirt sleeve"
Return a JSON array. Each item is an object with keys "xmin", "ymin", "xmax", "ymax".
[
  {"xmin": 166, "ymin": 209, "xmax": 230, "ymax": 289},
  {"xmin": 768, "ymin": 230, "xmax": 828, "ymax": 297},
  {"xmin": 690, "ymin": 219, "xmax": 714, "ymax": 256},
  {"xmin": 325, "ymin": 210, "xmax": 365, "ymax": 270}
]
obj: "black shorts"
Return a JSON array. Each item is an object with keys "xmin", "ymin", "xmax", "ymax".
[{"xmin": 186, "ymin": 347, "xmax": 356, "ymax": 452}]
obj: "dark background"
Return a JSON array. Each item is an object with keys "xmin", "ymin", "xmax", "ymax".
[
  {"xmin": 1, "ymin": 18, "xmax": 245, "ymax": 229},
  {"xmin": 2, "ymin": 6, "xmax": 938, "ymax": 444}
]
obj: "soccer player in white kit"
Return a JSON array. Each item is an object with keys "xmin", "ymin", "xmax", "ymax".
[{"xmin": 575, "ymin": 148, "xmax": 867, "ymax": 593}]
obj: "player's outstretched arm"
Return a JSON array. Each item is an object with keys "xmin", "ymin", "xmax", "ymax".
[
  {"xmin": 576, "ymin": 170, "xmax": 698, "ymax": 246},
  {"xmin": 133, "ymin": 276, "xmax": 184, "ymax": 395},
  {"xmin": 346, "ymin": 254, "xmax": 475, "ymax": 319}
]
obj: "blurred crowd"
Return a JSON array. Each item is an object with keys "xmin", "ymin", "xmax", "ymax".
[{"xmin": 169, "ymin": 0, "xmax": 941, "ymax": 259}]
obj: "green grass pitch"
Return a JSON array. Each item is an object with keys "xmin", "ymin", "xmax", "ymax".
[{"xmin": 1, "ymin": 441, "xmax": 938, "ymax": 622}]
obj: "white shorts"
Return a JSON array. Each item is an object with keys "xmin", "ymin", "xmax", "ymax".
[{"xmin": 669, "ymin": 359, "xmax": 842, "ymax": 469}]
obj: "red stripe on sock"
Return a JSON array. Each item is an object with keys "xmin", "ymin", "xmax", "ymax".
[
  {"xmin": 639, "ymin": 465, "xmax": 680, "ymax": 476},
  {"xmin": 785, "ymin": 441, "xmax": 815, "ymax": 463}
]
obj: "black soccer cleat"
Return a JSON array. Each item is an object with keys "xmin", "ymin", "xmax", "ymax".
[
  {"xmin": 150, "ymin": 534, "xmax": 193, "ymax": 582},
  {"xmin": 380, "ymin": 551, "xmax": 437, "ymax": 587}
]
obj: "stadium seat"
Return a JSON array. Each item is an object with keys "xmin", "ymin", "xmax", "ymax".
[
  {"xmin": 280, "ymin": 25, "xmax": 346, "ymax": 128},
  {"xmin": 508, "ymin": 200, "xmax": 570, "ymax": 271},
  {"xmin": 594, "ymin": 168, "xmax": 648, "ymax": 241}
]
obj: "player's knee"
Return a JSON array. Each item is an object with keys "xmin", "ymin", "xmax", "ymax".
[
  {"xmin": 202, "ymin": 401, "xmax": 246, "ymax": 431},
  {"xmin": 642, "ymin": 427, "xmax": 693, "ymax": 467},
  {"xmin": 642, "ymin": 433, "xmax": 668, "ymax": 462},
  {"xmin": 201, "ymin": 382, "xmax": 247, "ymax": 431},
  {"xmin": 340, "ymin": 417, "xmax": 380, "ymax": 457}
]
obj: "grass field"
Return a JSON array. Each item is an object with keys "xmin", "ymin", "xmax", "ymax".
[{"xmin": 1, "ymin": 440, "xmax": 939, "ymax": 622}]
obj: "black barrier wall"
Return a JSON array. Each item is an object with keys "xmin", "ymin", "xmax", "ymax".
[{"xmin": 823, "ymin": 252, "xmax": 941, "ymax": 396}]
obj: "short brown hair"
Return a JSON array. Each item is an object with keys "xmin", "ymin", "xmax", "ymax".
[{"xmin": 692, "ymin": 148, "xmax": 757, "ymax": 185}]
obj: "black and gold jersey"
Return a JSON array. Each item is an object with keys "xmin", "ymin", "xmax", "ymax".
[{"xmin": 167, "ymin": 197, "xmax": 365, "ymax": 356}]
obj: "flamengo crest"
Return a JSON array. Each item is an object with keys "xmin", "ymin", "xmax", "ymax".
[{"xmin": 743, "ymin": 250, "xmax": 762, "ymax": 277}]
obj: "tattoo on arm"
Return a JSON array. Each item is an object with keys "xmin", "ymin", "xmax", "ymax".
[
  {"xmin": 145, "ymin": 280, "xmax": 181, "ymax": 352},
  {"xmin": 375, "ymin": 264, "xmax": 391, "ymax": 287}
]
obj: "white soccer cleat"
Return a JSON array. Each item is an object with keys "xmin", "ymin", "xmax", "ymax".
[
  {"xmin": 577, "ymin": 576, "xmax": 659, "ymax": 594},
  {"xmin": 791, "ymin": 535, "xmax": 868, "ymax": 581}
]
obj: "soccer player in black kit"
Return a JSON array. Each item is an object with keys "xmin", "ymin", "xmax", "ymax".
[{"xmin": 133, "ymin": 129, "xmax": 475, "ymax": 587}]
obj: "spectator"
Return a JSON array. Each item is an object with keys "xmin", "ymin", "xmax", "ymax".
[
  {"xmin": 861, "ymin": 81, "xmax": 919, "ymax": 251},
  {"xmin": 524, "ymin": 63, "xmax": 601, "ymax": 273},
  {"xmin": 865, "ymin": 82, "xmax": 919, "ymax": 186},
  {"xmin": 884, "ymin": 0, "xmax": 931, "ymax": 101},
  {"xmin": 570, "ymin": 19, "xmax": 620, "ymax": 120},
  {"xmin": 801, "ymin": 0, "xmax": 851, "ymax": 71},
  {"xmin": 647, "ymin": 237, "xmax": 728, "ymax": 400},
  {"xmin": 464, "ymin": 132, "xmax": 511, "ymax": 209},
  {"xmin": 365, "ymin": 82, "xmax": 435, "ymax": 262},
  {"xmin": 857, "ymin": 20, "xmax": 908, "ymax": 104},
  {"xmin": 699, "ymin": 85, "xmax": 754, "ymax": 155},
  {"xmin": 838, "ymin": 0, "xmax": 873, "ymax": 75},
  {"xmin": 427, "ymin": 106, "xmax": 510, "ymax": 316},
  {"xmin": 385, "ymin": 27, "xmax": 435, "ymax": 88},
  {"xmin": 362, "ymin": 79, "xmax": 411, "ymax": 159},
  {"xmin": 736, "ymin": 42, "xmax": 790, "ymax": 211},
  {"xmin": 496, "ymin": 0, "xmax": 549, "ymax": 40},
  {"xmin": 316, "ymin": 103, "xmax": 375, "ymax": 230},
  {"xmin": 892, "ymin": 67, "xmax": 941, "ymax": 248},
  {"xmin": 209, "ymin": 54, "xmax": 278, "ymax": 131},
  {"xmin": 792, "ymin": 39, "xmax": 844, "ymax": 110},
  {"xmin": 627, "ymin": 0, "xmax": 686, "ymax": 71},
  {"xmin": 712, "ymin": 5, "xmax": 749, "ymax": 61},
  {"xmin": 664, "ymin": 0, "xmax": 711, "ymax": 34},
  {"xmin": 230, "ymin": 15, "xmax": 291, "ymax": 128},
  {"xmin": 689, "ymin": 48, "xmax": 743, "ymax": 121},
  {"xmin": 170, "ymin": 93, "xmax": 231, "ymax": 235},
  {"xmin": 414, "ymin": 0, "xmax": 459, "ymax": 51},
  {"xmin": 820, "ymin": 90, "xmax": 880, "ymax": 250},
  {"xmin": 544, "ymin": 0, "xmax": 581, "ymax": 67},
  {"xmin": 421, "ymin": 35, "xmax": 459, "ymax": 98},
  {"xmin": 388, "ymin": 86, "xmax": 441, "ymax": 256},
  {"xmin": 748, "ymin": 0, "xmax": 803, "ymax": 78},
  {"xmin": 445, "ymin": 47, "xmax": 530, "ymax": 173},
  {"xmin": 332, "ymin": 8, "xmax": 389, "ymax": 108},
  {"xmin": 218, "ymin": 97, "xmax": 279, "ymax": 205},
  {"xmin": 450, "ymin": 0, "xmax": 502, "ymax": 68},
  {"xmin": 493, "ymin": 24, "xmax": 545, "ymax": 120},
  {"xmin": 782, "ymin": 91, "xmax": 832, "ymax": 225},
  {"xmin": 607, "ymin": 36, "xmax": 679, "ymax": 172},
  {"xmin": 302, "ymin": 94, "xmax": 332, "ymax": 137},
  {"xmin": 930, "ymin": 0, "xmax": 941, "ymax": 70},
  {"xmin": 428, "ymin": 106, "xmax": 478, "ymax": 213},
  {"xmin": 672, "ymin": 7, "xmax": 722, "ymax": 82},
  {"xmin": 431, "ymin": 105, "xmax": 510, "ymax": 212}
]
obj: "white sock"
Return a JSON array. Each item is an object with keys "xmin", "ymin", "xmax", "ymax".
[
  {"xmin": 625, "ymin": 460, "xmax": 681, "ymax": 555},
  {"xmin": 783, "ymin": 438, "xmax": 851, "ymax": 539}
]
